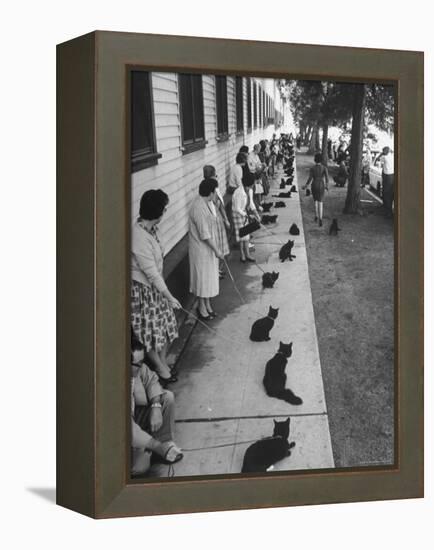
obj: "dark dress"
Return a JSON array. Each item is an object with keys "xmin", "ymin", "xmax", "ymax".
[{"xmin": 307, "ymin": 163, "xmax": 329, "ymax": 201}]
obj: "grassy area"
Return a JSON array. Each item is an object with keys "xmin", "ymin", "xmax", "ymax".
[{"xmin": 297, "ymin": 151, "xmax": 395, "ymax": 468}]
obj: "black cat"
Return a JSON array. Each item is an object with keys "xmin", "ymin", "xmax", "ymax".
[
  {"xmin": 263, "ymin": 342, "xmax": 303, "ymax": 405},
  {"xmin": 241, "ymin": 417, "xmax": 295, "ymax": 473},
  {"xmin": 261, "ymin": 214, "xmax": 278, "ymax": 225},
  {"xmin": 273, "ymin": 192, "xmax": 291, "ymax": 198},
  {"xmin": 290, "ymin": 185, "xmax": 297, "ymax": 193},
  {"xmin": 249, "ymin": 306, "xmax": 279, "ymax": 341},
  {"xmin": 261, "ymin": 201, "xmax": 274, "ymax": 212},
  {"xmin": 274, "ymin": 201, "xmax": 286, "ymax": 208},
  {"xmin": 289, "ymin": 223, "xmax": 300, "ymax": 236},
  {"xmin": 262, "ymin": 271, "xmax": 279, "ymax": 288},
  {"xmin": 329, "ymin": 218, "xmax": 341, "ymax": 236},
  {"xmin": 279, "ymin": 239, "xmax": 296, "ymax": 262}
]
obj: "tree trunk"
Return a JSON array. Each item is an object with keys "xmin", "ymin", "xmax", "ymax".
[
  {"xmin": 344, "ymin": 85, "xmax": 366, "ymax": 214},
  {"xmin": 308, "ymin": 123, "xmax": 319, "ymax": 154},
  {"xmin": 321, "ymin": 123, "xmax": 329, "ymax": 166},
  {"xmin": 304, "ymin": 124, "xmax": 311, "ymax": 146}
]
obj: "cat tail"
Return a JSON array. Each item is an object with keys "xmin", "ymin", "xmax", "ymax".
[{"xmin": 276, "ymin": 389, "xmax": 303, "ymax": 405}]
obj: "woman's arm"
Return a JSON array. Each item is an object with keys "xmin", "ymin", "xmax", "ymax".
[
  {"xmin": 203, "ymin": 237, "xmax": 223, "ymax": 259},
  {"xmin": 133, "ymin": 233, "xmax": 180, "ymax": 308},
  {"xmin": 232, "ymin": 189, "xmax": 247, "ymax": 217},
  {"xmin": 324, "ymin": 166, "xmax": 330, "ymax": 188},
  {"xmin": 303, "ymin": 174, "xmax": 313, "ymax": 189}
]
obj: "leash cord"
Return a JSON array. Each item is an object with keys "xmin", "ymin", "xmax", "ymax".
[{"xmin": 181, "ymin": 435, "xmax": 282, "ymax": 452}]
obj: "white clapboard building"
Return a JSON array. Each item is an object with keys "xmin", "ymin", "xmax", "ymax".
[{"xmin": 130, "ymin": 72, "xmax": 285, "ymax": 297}]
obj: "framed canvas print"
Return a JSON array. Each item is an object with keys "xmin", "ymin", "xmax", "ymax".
[{"xmin": 57, "ymin": 31, "xmax": 423, "ymax": 518}]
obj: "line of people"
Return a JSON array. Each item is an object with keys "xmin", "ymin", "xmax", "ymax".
[{"xmin": 129, "ymin": 133, "xmax": 296, "ymax": 477}]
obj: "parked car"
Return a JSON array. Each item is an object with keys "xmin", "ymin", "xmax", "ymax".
[{"xmin": 366, "ymin": 151, "xmax": 394, "ymax": 213}]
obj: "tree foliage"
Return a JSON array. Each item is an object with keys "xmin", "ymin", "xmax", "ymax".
[{"xmin": 286, "ymin": 79, "xmax": 394, "ymax": 213}]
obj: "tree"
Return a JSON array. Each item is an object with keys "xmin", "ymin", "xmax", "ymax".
[
  {"xmin": 343, "ymin": 83, "xmax": 394, "ymax": 213},
  {"xmin": 287, "ymin": 80, "xmax": 354, "ymax": 164},
  {"xmin": 344, "ymin": 84, "xmax": 366, "ymax": 214}
]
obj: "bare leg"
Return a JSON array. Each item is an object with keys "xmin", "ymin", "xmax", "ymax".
[
  {"xmin": 245, "ymin": 240, "xmax": 254, "ymax": 260},
  {"xmin": 319, "ymin": 202, "xmax": 323, "ymax": 221},
  {"xmin": 240, "ymin": 241, "xmax": 246, "ymax": 261},
  {"xmin": 147, "ymin": 349, "xmax": 171, "ymax": 379},
  {"xmin": 314, "ymin": 201, "xmax": 319, "ymax": 221},
  {"xmin": 159, "ymin": 341, "xmax": 173, "ymax": 371},
  {"xmin": 198, "ymin": 297, "xmax": 208, "ymax": 317}
]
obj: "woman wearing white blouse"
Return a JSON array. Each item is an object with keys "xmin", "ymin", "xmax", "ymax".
[{"xmin": 231, "ymin": 171, "xmax": 258, "ymax": 262}]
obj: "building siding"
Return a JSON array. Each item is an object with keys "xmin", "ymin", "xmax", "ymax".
[{"xmin": 132, "ymin": 74, "xmax": 284, "ymax": 255}]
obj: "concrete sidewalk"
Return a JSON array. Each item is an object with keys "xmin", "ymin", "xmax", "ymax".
[{"xmin": 150, "ymin": 160, "xmax": 335, "ymax": 478}]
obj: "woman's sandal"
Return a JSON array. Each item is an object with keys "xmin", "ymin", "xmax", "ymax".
[
  {"xmin": 197, "ymin": 309, "xmax": 212, "ymax": 321},
  {"xmin": 207, "ymin": 310, "xmax": 217, "ymax": 318},
  {"xmin": 159, "ymin": 374, "xmax": 178, "ymax": 387},
  {"xmin": 162, "ymin": 444, "xmax": 184, "ymax": 464}
]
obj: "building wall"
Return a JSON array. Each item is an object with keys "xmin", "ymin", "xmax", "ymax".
[{"xmin": 131, "ymin": 74, "xmax": 284, "ymax": 256}]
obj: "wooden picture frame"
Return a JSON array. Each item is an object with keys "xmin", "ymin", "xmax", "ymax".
[{"xmin": 57, "ymin": 31, "xmax": 423, "ymax": 519}]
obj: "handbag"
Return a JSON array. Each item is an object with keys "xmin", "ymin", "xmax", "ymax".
[{"xmin": 239, "ymin": 217, "xmax": 261, "ymax": 238}]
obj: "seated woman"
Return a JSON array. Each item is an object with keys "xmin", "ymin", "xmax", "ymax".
[
  {"xmin": 131, "ymin": 333, "xmax": 183, "ymax": 478},
  {"xmin": 188, "ymin": 178, "xmax": 224, "ymax": 320},
  {"xmin": 131, "ymin": 189, "xmax": 181, "ymax": 386}
]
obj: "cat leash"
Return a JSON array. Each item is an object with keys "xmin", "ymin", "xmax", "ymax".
[
  {"xmin": 178, "ymin": 305, "xmax": 243, "ymax": 346},
  {"xmin": 222, "ymin": 258, "xmax": 271, "ymax": 318},
  {"xmin": 166, "ymin": 436, "xmax": 284, "ymax": 477},
  {"xmin": 181, "ymin": 438, "xmax": 263, "ymax": 452}
]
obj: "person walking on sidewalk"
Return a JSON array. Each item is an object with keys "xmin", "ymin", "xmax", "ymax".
[
  {"xmin": 131, "ymin": 189, "xmax": 181, "ymax": 386},
  {"xmin": 188, "ymin": 178, "xmax": 224, "ymax": 320},
  {"xmin": 131, "ymin": 334, "xmax": 183, "ymax": 478},
  {"xmin": 303, "ymin": 152, "xmax": 329, "ymax": 226},
  {"xmin": 203, "ymin": 165, "xmax": 230, "ymax": 279},
  {"xmin": 232, "ymin": 171, "xmax": 258, "ymax": 262}
]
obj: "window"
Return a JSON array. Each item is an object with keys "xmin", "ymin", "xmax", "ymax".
[
  {"xmin": 253, "ymin": 82, "xmax": 257, "ymax": 128},
  {"xmin": 263, "ymin": 90, "xmax": 266, "ymax": 127},
  {"xmin": 258, "ymin": 86, "xmax": 262, "ymax": 128},
  {"xmin": 235, "ymin": 77, "xmax": 244, "ymax": 133},
  {"xmin": 131, "ymin": 71, "xmax": 161, "ymax": 172},
  {"xmin": 215, "ymin": 76, "xmax": 228, "ymax": 138},
  {"xmin": 179, "ymin": 73, "xmax": 205, "ymax": 153},
  {"xmin": 247, "ymin": 78, "xmax": 252, "ymax": 132}
]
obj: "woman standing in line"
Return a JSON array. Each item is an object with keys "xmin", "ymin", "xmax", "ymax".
[
  {"xmin": 203, "ymin": 165, "xmax": 230, "ymax": 279},
  {"xmin": 303, "ymin": 152, "xmax": 329, "ymax": 226},
  {"xmin": 131, "ymin": 189, "xmax": 181, "ymax": 386},
  {"xmin": 188, "ymin": 178, "xmax": 224, "ymax": 320},
  {"xmin": 231, "ymin": 171, "xmax": 258, "ymax": 262}
]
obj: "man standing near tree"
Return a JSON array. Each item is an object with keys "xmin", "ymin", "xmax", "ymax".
[{"xmin": 378, "ymin": 146, "xmax": 394, "ymax": 217}]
